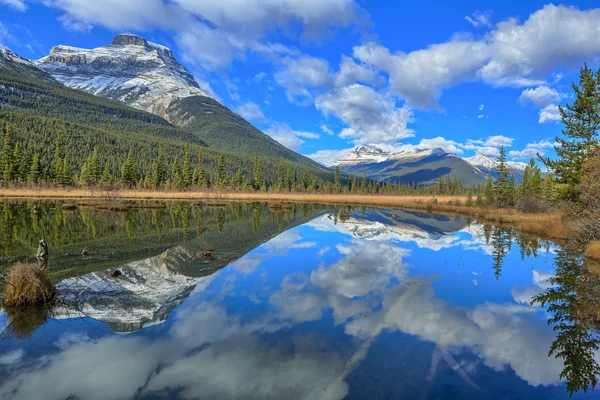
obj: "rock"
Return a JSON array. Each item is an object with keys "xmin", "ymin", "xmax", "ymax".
[{"xmin": 111, "ymin": 270, "xmax": 122, "ymax": 278}]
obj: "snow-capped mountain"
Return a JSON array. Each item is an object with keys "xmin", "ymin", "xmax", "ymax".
[
  {"xmin": 332, "ymin": 145, "xmax": 485, "ymax": 186},
  {"xmin": 464, "ymin": 154, "xmax": 527, "ymax": 180},
  {"xmin": 36, "ymin": 33, "xmax": 210, "ymax": 119},
  {"xmin": 0, "ymin": 46, "xmax": 55, "ymax": 82},
  {"xmin": 333, "ymin": 145, "xmax": 390, "ymax": 167}
]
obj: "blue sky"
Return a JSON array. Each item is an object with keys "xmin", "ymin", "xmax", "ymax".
[{"xmin": 1, "ymin": 1, "xmax": 599, "ymax": 165}]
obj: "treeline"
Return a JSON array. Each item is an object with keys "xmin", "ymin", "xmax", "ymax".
[{"xmin": 0, "ymin": 69, "xmax": 335, "ymax": 187}]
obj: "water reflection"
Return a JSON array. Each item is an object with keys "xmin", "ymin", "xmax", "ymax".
[{"xmin": 0, "ymin": 201, "xmax": 598, "ymax": 399}]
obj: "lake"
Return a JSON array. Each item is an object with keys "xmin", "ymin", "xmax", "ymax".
[{"xmin": 0, "ymin": 199, "xmax": 598, "ymax": 399}]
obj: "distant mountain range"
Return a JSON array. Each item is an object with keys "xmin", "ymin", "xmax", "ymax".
[{"xmin": 332, "ymin": 145, "xmax": 527, "ymax": 186}]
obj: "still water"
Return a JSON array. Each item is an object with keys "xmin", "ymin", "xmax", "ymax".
[{"xmin": 0, "ymin": 200, "xmax": 598, "ymax": 399}]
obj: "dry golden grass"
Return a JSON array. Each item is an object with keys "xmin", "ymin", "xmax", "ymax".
[
  {"xmin": 585, "ymin": 241, "xmax": 600, "ymax": 261},
  {"xmin": 0, "ymin": 188, "xmax": 566, "ymax": 239},
  {"xmin": 2, "ymin": 263, "xmax": 55, "ymax": 309}
]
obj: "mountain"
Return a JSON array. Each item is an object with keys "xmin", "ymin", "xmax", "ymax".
[
  {"xmin": 0, "ymin": 47, "xmax": 56, "ymax": 82},
  {"xmin": 37, "ymin": 33, "xmax": 209, "ymax": 119},
  {"xmin": 464, "ymin": 154, "xmax": 527, "ymax": 181},
  {"xmin": 333, "ymin": 145, "xmax": 486, "ymax": 186},
  {"xmin": 36, "ymin": 33, "xmax": 328, "ymax": 171}
]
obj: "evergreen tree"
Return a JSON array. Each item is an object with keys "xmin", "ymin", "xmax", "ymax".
[
  {"xmin": 151, "ymin": 149, "xmax": 167, "ymax": 189},
  {"xmin": 182, "ymin": 144, "xmax": 192, "ymax": 189},
  {"xmin": 253, "ymin": 154, "xmax": 262, "ymax": 190},
  {"xmin": 80, "ymin": 161, "xmax": 91, "ymax": 185},
  {"xmin": 1, "ymin": 125, "xmax": 14, "ymax": 186},
  {"xmin": 53, "ymin": 134, "xmax": 65, "ymax": 182},
  {"xmin": 334, "ymin": 166, "xmax": 341, "ymax": 192},
  {"xmin": 302, "ymin": 171, "xmax": 309, "ymax": 190},
  {"xmin": 540, "ymin": 64, "xmax": 600, "ymax": 202},
  {"xmin": 494, "ymin": 147, "xmax": 513, "ymax": 207},
  {"xmin": 484, "ymin": 173, "xmax": 495, "ymax": 205},
  {"xmin": 217, "ymin": 154, "xmax": 227, "ymax": 188},
  {"xmin": 29, "ymin": 153, "xmax": 41, "ymax": 185},
  {"xmin": 99, "ymin": 162, "xmax": 113, "ymax": 186},
  {"xmin": 171, "ymin": 158, "xmax": 182, "ymax": 190},
  {"xmin": 197, "ymin": 147, "xmax": 207, "ymax": 189},
  {"xmin": 89, "ymin": 146, "xmax": 101, "ymax": 184},
  {"xmin": 59, "ymin": 158, "xmax": 71, "ymax": 186},
  {"xmin": 121, "ymin": 147, "xmax": 138, "ymax": 186},
  {"xmin": 11, "ymin": 142, "xmax": 21, "ymax": 182},
  {"xmin": 18, "ymin": 143, "xmax": 32, "ymax": 183}
]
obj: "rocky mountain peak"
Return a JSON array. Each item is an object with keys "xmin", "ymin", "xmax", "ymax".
[
  {"xmin": 37, "ymin": 34, "xmax": 210, "ymax": 119},
  {"xmin": 110, "ymin": 32, "xmax": 148, "ymax": 47}
]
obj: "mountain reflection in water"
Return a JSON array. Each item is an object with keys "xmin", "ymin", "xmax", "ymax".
[{"xmin": 0, "ymin": 200, "xmax": 599, "ymax": 399}]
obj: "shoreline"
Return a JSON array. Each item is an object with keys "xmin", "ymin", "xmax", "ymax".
[{"xmin": 0, "ymin": 188, "xmax": 565, "ymax": 240}]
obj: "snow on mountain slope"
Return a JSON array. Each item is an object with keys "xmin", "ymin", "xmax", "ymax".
[
  {"xmin": 464, "ymin": 154, "xmax": 527, "ymax": 173},
  {"xmin": 332, "ymin": 145, "xmax": 390, "ymax": 167},
  {"xmin": 36, "ymin": 33, "xmax": 210, "ymax": 119},
  {"xmin": 332, "ymin": 145, "xmax": 449, "ymax": 168},
  {"xmin": 54, "ymin": 245, "xmax": 212, "ymax": 333},
  {"xmin": 0, "ymin": 46, "xmax": 56, "ymax": 82}
]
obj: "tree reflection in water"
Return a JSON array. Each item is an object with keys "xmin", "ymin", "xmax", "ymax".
[{"xmin": 533, "ymin": 247, "xmax": 600, "ymax": 396}]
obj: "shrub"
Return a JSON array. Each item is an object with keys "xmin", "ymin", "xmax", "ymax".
[{"xmin": 2, "ymin": 263, "xmax": 55, "ymax": 309}]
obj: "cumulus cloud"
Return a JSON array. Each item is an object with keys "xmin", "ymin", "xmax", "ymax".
[
  {"xmin": 538, "ymin": 104, "xmax": 561, "ymax": 124},
  {"xmin": 235, "ymin": 102, "xmax": 268, "ymax": 123},
  {"xmin": 316, "ymin": 84, "xmax": 414, "ymax": 144},
  {"xmin": 518, "ymin": 86, "xmax": 561, "ymax": 108},
  {"xmin": 265, "ymin": 122, "xmax": 319, "ymax": 150},
  {"xmin": 354, "ymin": 5, "xmax": 600, "ymax": 108},
  {"xmin": 415, "ymin": 137, "xmax": 464, "ymax": 154},
  {"xmin": 465, "ymin": 11, "xmax": 491, "ymax": 28},
  {"xmin": 333, "ymin": 55, "xmax": 379, "ymax": 87},
  {"xmin": 41, "ymin": 0, "xmax": 365, "ymax": 71},
  {"xmin": 509, "ymin": 140, "xmax": 555, "ymax": 159},
  {"xmin": 274, "ymin": 55, "xmax": 330, "ymax": 103}
]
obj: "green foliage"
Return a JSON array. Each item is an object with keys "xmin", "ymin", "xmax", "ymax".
[
  {"xmin": 120, "ymin": 147, "xmax": 138, "ymax": 186},
  {"xmin": 540, "ymin": 64, "xmax": 600, "ymax": 202},
  {"xmin": 494, "ymin": 147, "xmax": 514, "ymax": 207}
]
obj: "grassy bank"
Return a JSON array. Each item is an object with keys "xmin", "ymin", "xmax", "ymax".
[{"xmin": 0, "ymin": 188, "xmax": 566, "ymax": 239}]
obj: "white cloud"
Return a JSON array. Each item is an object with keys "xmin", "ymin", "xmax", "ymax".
[
  {"xmin": 485, "ymin": 135, "xmax": 513, "ymax": 147},
  {"xmin": 252, "ymin": 71, "xmax": 267, "ymax": 84},
  {"xmin": 316, "ymin": 84, "xmax": 414, "ymax": 144},
  {"xmin": 274, "ymin": 55, "xmax": 330, "ymax": 103},
  {"xmin": 509, "ymin": 140, "xmax": 555, "ymax": 159},
  {"xmin": 42, "ymin": 0, "xmax": 365, "ymax": 71},
  {"xmin": 333, "ymin": 55, "xmax": 379, "ymax": 87},
  {"xmin": 265, "ymin": 122, "xmax": 319, "ymax": 150},
  {"xmin": 320, "ymin": 124, "xmax": 334, "ymax": 135},
  {"xmin": 417, "ymin": 137, "xmax": 464, "ymax": 154},
  {"xmin": 236, "ymin": 102, "xmax": 268, "ymax": 123},
  {"xmin": 0, "ymin": 0, "xmax": 26, "ymax": 11},
  {"xmin": 305, "ymin": 147, "xmax": 354, "ymax": 166},
  {"xmin": 538, "ymin": 104, "xmax": 561, "ymax": 124},
  {"xmin": 479, "ymin": 104, "xmax": 484, "ymax": 111},
  {"xmin": 518, "ymin": 86, "xmax": 561, "ymax": 108},
  {"xmin": 354, "ymin": 5, "xmax": 600, "ymax": 109},
  {"xmin": 465, "ymin": 11, "xmax": 491, "ymax": 28},
  {"xmin": 477, "ymin": 114, "xmax": 485, "ymax": 119}
]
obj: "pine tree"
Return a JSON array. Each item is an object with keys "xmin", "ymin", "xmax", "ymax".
[
  {"xmin": 251, "ymin": 154, "xmax": 262, "ymax": 190},
  {"xmin": 171, "ymin": 158, "xmax": 182, "ymax": 190},
  {"xmin": 484, "ymin": 173, "xmax": 495, "ymax": 205},
  {"xmin": 361, "ymin": 173, "xmax": 367, "ymax": 192},
  {"xmin": 494, "ymin": 147, "xmax": 513, "ymax": 207},
  {"xmin": 19, "ymin": 143, "xmax": 32, "ymax": 183},
  {"xmin": 29, "ymin": 153, "xmax": 40, "ymax": 185},
  {"xmin": 540, "ymin": 63, "xmax": 600, "ymax": 202},
  {"xmin": 89, "ymin": 146, "xmax": 101, "ymax": 184},
  {"xmin": 151, "ymin": 149, "xmax": 167, "ymax": 189},
  {"xmin": 59, "ymin": 158, "xmax": 71, "ymax": 186},
  {"xmin": 217, "ymin": 154, "xmax": 227, "ymax": 188},
  {"xmin": 121, "ymin": 147, "xmax": 138, "ymax": 186},
  {"xmin": 1, "ymin": 125, "xmax": 14, "ymax": 186},
  {"xmin": 11, "ymin": 142, "xmax": 21, "ymax": 182},
  {"xmin": 53, "ymin": 134, "xmax": 65, "ymax": 182},
  {"xmin": 334, "ymin": 166, "xmax": 341, "ymax": 192},
  {"xmin": 182, "ymin": 144, "xmax": 192, "ymax": 189},
  {"xmin": 80, "ymin": 161, "xmax": 91, "ymax": 186},
  {"xmin": 100, "ymin": 162, "xmax": 113, "ymax": 187},
  {"xmin": 277, "ymin": 158, "xmax": 285, "ymax": 190}
]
